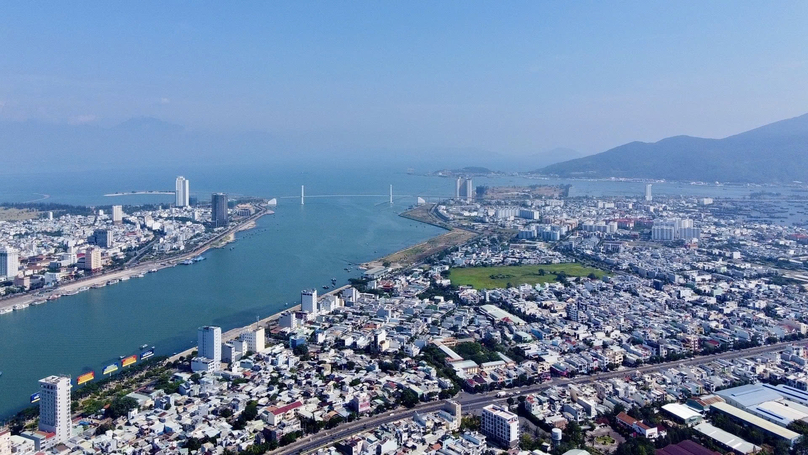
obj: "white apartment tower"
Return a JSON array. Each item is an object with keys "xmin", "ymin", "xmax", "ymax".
[
  {"xmin": 481, "ymin": 404, "xmax": 519, "ymax": 448},
  {"xmin": 0, "ymin": 247, "xmax": 19, "ymax": 279},
  {"xmin": 455, "ymin": 177, "xmax": 463, "ymax": 199},
  {"xmin": 175, "ymin": 176, "xmax": 190, "ymax": 207},
  {"xmin": 465, "ymin": 178, "xmax": 474, "ymax": 203},
  {"xmin": 645, "ymin": 184, "xmax": 653, "ymax": 202},
  {"xmin": 197, "ymin": 326, "xmax": 222, "ymax": 370},
  {"xmin": 111, "ymin": 205, "xmax": 124, "ymax": 224},
  {"xmin": 38, "ymin": 375, "xmax": 72, "ymax": 443},
  {"xmin": 301, "ymin": 289, "xmax": 318, "ymax": 314},
  {"xmin": 240, "ymin": 327, "xmax": 265, "ymax": 353}
]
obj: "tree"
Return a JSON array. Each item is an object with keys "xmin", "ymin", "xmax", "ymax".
[
  {"xmin": 400, "ymin": 388, "xmax": 420, "ymax": 408},
  {"xmin": 107, "ymin": 396, "xmax": 138, "ymax": 419}
]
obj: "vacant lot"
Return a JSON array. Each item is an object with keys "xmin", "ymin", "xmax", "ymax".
[
  {"xmin": 366, "ymin": 229, "xmax": 477, "ymax": 269},
  {"xmin": 449, "ymin": 263, "xmax": 607, "ymax": 289}
]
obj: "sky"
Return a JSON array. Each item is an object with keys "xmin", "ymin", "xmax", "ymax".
[{"xmin": 1, "ymin": 1, "xmax": 807, "ymax": 157}]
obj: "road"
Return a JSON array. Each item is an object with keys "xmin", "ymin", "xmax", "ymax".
[
  {"xmin": 0, "ymin": 208, "xmax": 270, "ymax": 312},
  {"xmin": 272, "ymin": 340, "xmax": 796, "ymax": 455}
]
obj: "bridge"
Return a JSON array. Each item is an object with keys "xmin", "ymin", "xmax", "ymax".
[{"xmin": 276, "ymin": 185, "xmax": 447, "ymax": 205}]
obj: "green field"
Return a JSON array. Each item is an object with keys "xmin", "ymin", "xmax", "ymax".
[{"xmin": 449, "ymin": 263, "xmax": 607, "ymax": 289}]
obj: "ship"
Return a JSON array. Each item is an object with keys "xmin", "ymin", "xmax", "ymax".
[
  {"xmin": 140, "ymin": 344, "xmax": 148, "ymax": 350},
  {"xmin": 181, "ymin": 259, "xmax": 194, "ymax": 265},
  {"xmin": 193, "ymin": 256, "xmax": 206, "ymax": 262}
]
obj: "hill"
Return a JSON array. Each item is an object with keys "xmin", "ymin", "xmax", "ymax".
[{"xmin": 537, "ymin": 113, "xmax": 808, "ymax": 183}]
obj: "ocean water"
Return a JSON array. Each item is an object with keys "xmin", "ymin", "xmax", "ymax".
[{"xmin": 0, "ymin": 162, "xmax": 793, "ymax": 419}]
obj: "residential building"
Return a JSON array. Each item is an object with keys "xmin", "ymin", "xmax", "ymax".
[
  {"xmin": 481, "ymin": 405, "xmax": 519, "ymax": 448},
  {"xmin": 83, "ymin": 247, "xmax": 102, "ymax": 271},
  {"xmin": 240, "ymin": 327, "xmax": 265, "ymax": 353},
  {"xmin": 175, "ymin": 176, "xmax": 190, "ymax": 207},
  {"xmin": 112, "ymin": 205, "xmax": 123, "ymax": 224}
]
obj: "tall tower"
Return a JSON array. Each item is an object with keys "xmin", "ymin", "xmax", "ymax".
[
  {"xmin": 301, "ymin": 185, "xmax": 305, "ymax": 206},
  {"xmin": 645, "ymin": 184, "xmax": 653, "ymax": 202},
  {"xmin": 211, "ymin": 193, "xmax": 228, "ymax": 227},
  {"xmin": 0, "ymin": 247, "xmax": 19, "ymax": 279},
  {"xmin": 455, "ymin": 177, "xmax": 463, "ymax": 199},
  {"xmin": 465, "ymin": 178, "xmax": 474, "ymax": 203},
  {"xmin": 38, "ymin": 375, "xmax": 72, "ymax": 443},
  {"xmin": 111, "ymin": 205, "xmax": 123, "ymax": 224},
  {"xmin": 175, "ymin": 176, "xmax": 190, "ymax": 207},
  {"xmin": 198, "ymin": 326, "xmax": 222, "ymax": 371},
  {"xmin": 389, "ymin": 185, "xmax": 393, "ymax": 205}
]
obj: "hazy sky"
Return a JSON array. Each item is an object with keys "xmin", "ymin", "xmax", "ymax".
[{"xmin": 1, "ymin": 1, "xmax": 807, "ymax": 155}]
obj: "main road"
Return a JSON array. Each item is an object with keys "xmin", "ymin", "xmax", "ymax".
[{"xmin": 272, "ymin": 340, "xmax": 798, "ymax": 455}]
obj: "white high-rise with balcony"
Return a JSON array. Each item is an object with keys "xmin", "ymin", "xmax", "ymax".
[
  {"xmin": 481, "ymin": 404, "xmax": 519, "ymax": 448},
  {"xmin": 38, "ymin": 375, "xmax": 72, "ymax": 443},
  {"xmin": 175, "ymin": 176, "xmax": 190, "ymax": 207}
]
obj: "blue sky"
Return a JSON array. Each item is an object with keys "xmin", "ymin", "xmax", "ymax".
[{"xmin": 1, "ymin": 1, "xmax": 807, "ymax": 155}]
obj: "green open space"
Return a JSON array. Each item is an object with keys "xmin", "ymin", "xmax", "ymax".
[{"xmin": 449, "ymin": 263, "xmax": 607, "ymax": 289}]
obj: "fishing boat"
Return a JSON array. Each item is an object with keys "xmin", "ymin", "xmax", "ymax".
[{"xmin": 140, "ymin": 344, "xmax": 148, "ymax": 350}]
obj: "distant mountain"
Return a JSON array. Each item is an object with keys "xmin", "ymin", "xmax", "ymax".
[{"xmin": 537, "ymin": 113, "xmax": 808, "ymax": 183}]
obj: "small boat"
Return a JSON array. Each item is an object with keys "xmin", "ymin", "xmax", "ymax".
[
  {"xmin": 323, "ymin": 285, "xmax": 330, "ymax": 290},
  {"xmin": 149, "ymin": 269, "xmax": 158, "ymax": 273},
  {"xmin": 140, "ymin": 344, "xmax": 148, "ymax": 350},
  {"xmin": 32, "ymin": 300, "xmax": 46, "ymax": 305}
]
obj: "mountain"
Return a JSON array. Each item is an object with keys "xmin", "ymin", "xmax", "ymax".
[{"xmin": 537, "ymin": 113, "xmax": 808, "ymax": 183}]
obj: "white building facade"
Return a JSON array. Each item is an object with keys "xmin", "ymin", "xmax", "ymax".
[
  {"xmin": 38, "ymin": 375, "xmax": 72, "ymax": 443},
  {"xmin": 481, "ymin": 405, "xmax": 519, "ymax": 448},
  {"xmin": 0, "ymin": 247, "xmax": 19, "ymax": 279},
  {"xmin": 175, "ymin": 176, "xmax": 190, "ymax": 207}
]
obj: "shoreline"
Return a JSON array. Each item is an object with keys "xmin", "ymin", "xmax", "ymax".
[{"xmin": 0, "ymin": 209, "xmax": 271, "ymax": 313}]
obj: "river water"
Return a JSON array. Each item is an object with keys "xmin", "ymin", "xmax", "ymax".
[{"xmin": 0, "ymin": 163, "xmax": 798, "ymax": 419}]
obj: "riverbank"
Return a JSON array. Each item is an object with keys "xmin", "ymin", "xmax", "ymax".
[
  {"xmin": 0, "ymin": 209, "xmax": 271, "ymax": 313},
  {"xmin": 167, "ymin": 285, "xmax": 350, "ymax": 362}
]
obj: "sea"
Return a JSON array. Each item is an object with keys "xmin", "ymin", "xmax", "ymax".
[{"xmin": 0, "ymin": 162, "xmax": 800, "ymax": 419}]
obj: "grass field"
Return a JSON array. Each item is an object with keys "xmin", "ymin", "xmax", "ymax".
[
  {"xmin": 0, "ymin": 207, "xmax": 40, "ymax": 221},
  {"xmin": 449, "ymin": 263, "xmax": 607, "ymax": 289}
]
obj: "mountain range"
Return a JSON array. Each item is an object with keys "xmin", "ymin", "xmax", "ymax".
[{"xmin": 538, "ymin": 113, "xmax": 808, "ymax": 183}]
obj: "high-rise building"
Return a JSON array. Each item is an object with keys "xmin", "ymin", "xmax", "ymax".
[
  {"xmin": 645, "ymin": 184, "xmax": 653, "ymax": 202},
  {"xmin": 38, "ymin": 375, "xmax": 72, "ymax": 443},
  {"xmin": 111, "ymin": 205, "xmax": 123, "ymax": 224},
  {"xmin": 481, "ymin": 405, "xmax": 519, "ymax": 448},
  {"xmin": 301, "ymin": 289, "xmax": 318, "ymax": 314},
  {"xmin": 0, "ymin": 247, "xmax": 19, "ymax": 279},
  {"xmin": 457, "ymin": 178, "xmax": 474, "ymax": 203},
  {"xmin": 175, "ymin": 176, "xmax": 190, "ymax": 207},
  {"xmin": 195, "ymin": 326, "xmax": 222, "ymax": 372},
  {"xmin": 93, "ymin": 229, "xmax": 112, "ymax": 248},
  {"xmin": 211, "ymin": 193, "xmax": 228, "ymax": 228},
  {"xmin": 83, "ymin": 247, "xmax": 102, "ymax": 271},
  {"xmin": 240, "ymin": 327, "xmax": 265, "ymax": 353}
]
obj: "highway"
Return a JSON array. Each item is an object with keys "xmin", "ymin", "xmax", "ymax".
[{"xmin": 271, "ymin": 340, "xmax": 797, "ymax": 455}]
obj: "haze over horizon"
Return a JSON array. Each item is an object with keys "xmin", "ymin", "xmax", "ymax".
[{"xmin": 2, "ymin": 2, "xmax": 808, "ymax": 168}]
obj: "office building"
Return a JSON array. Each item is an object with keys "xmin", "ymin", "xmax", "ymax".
[
  {"xmin": 93, "ymin": 229, "xmax": 112, "ymax": 248},
  {"xmin": 38, "ymin": 375, "xmax": 72, "ymax": 443},
  {"xmin": 194, "ymin": 326, "xmax": 221, "ymax": 372},
  {"xmin": 111, "ymin": 205, "xmax": 123, "ymax": 224},
  {"xmin": 481, "ymin": 404, "xmax": 519, "ymax": 448},
  {"xmin": 83, "ymin": 247, "xmax": 102, "ymax": 271},
  {"xmin": 645, "ymin": 184, "xmax": 653, "ymax": 202},
  {"xmin": 175, "ymin": 176, "xmax": 190, "ymax": 207},
  {"xmin": 240, "ymin": 327, "xmax": 265, "ymax": 353},
  {"xmin": 301, "ymin": 289, "xmax": 318, "ymax": 314},
  {"xmin": 211, "ymin": 193, "xmax": 228, "ymax": 228},
  {"xmin": 0, "ymin": 247, "xmax": 19, "ymax": 279}
]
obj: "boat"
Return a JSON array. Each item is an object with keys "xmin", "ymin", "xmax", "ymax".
[
  {"xmin": 149, "ymin": 268, "xmax": 158, "ymax": 273},
  {"xmin": 140, "ymin": 344, "xmax": 148, "ymax": 350},
  {"xmin": 92, "ymin": 283, "xmax": 106, "ymax": 289},
  {"xmin": 136, "ymin": 273, "xmax": 145, "ymax": 278},
  {"xmin": 47, "ymin": 294, "xmax": 61, "ymax": 300},
  {"xmin": 0, "ymin": 308, "xmax": 8, "ymax": 315},
  {"xmin": 32, "ymin": 300, "xmax": 46, "ymax": 305},
  {"xmin": 193, "ymin": 256, "xmax": 205, "ymax": 262},
  {"xmin": 78, "ymin": 286, "xmax": 90, "ymax": 292},
  {"xmin": 181, "ymin": 259, "xmax": 194, "ymax": 265},
  {"xmin": 13, "ymin": 303, "xmax": 29, "ymax": 311},
  {"xmin": 323, "ymin": 285, "xmax": 330, "ymax": 290},
  {"xmin": 120, "ymin": 276, "xmax": 130, "ymax": 281},
  {"xmin": 107, "ymin": 279, "xmax": 120, "ymax": 285}
]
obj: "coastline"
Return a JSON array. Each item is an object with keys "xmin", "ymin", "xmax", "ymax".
[{"xmin": 0, "ymin": 209, "xmax": 271, "ymax": 313}]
